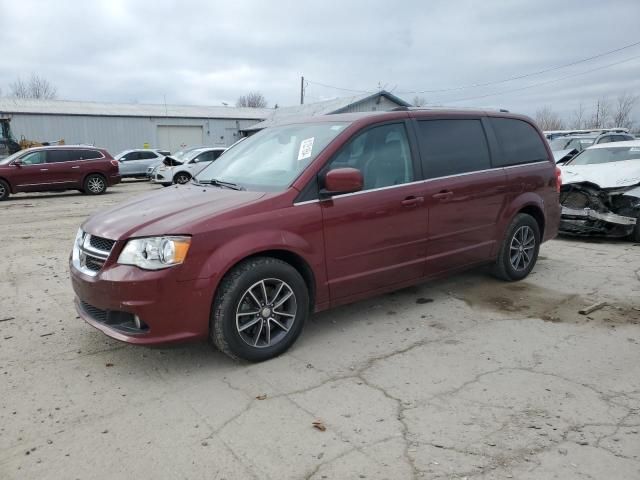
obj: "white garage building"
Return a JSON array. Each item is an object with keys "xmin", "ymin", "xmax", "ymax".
[
  {"xmin": 0, "ymin": 91, "xmax": 410, "ymax": 155},
  {"xmin": 0, "ymin": 98, "xmax": 270, "ymax": 155}
]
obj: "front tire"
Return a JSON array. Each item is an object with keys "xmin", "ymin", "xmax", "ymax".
[
  {"xmin": 492, "ymin": 213, "xmax": 541, "ymax": 281},
  {"xmin": 83, "ymin": 174, "xmax": 107, "ymax": 195},
  {"xmin": 0, "ymin": 179, "xmax": 9, "ymax": 201},
  {"xmin": 210, "ymin": 257, "xmax": 309, "ymax": 362},
  {"xmin": 174, "ymin": 172, "xmax": 191, "ymax": 185}
]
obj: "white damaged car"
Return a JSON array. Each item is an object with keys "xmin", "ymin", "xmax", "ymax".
[
  {"xmin": 559, "ymin": 140, "xmax": 640, "ymax": 241},
  {"xmin": 152, "ymin": 147, "xmax": 226, "ymax": 186}
]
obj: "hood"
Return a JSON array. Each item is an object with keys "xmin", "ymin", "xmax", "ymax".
[
  {"xmin": 560, "ymin": 159, "xmax": 640, "ymax": 189},
  {"xmin": 553, "ymin": 148, "xmax": 577, "ymax": 163},
  {"xmin": 82, "ymin": 184, "xmax": 266, "ymax": 240}
]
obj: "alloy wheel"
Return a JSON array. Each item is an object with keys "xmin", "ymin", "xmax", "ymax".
[
  {"xmin": 509, "ymin": 225, "xmax": 535, "ymax": 271},
  {"xmin": 235, "ymin": 278, "xmax": 297, "ymax": 348},
  {"xmin": 176, "ymin": 174, "xmax": 190, "ymax": 184},
  {"xmin": 88, "ymin": 177, "xmax": 105, "ymax": 193}
]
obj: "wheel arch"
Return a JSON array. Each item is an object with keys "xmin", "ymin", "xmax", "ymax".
[
  {"xmin": 0, "ymin": 176, "xmax": 14, "ymax": 193},
  {"xmin": 217, "ymin": 249, "xmax": 317, "ymax": 313},
  {"xmin": 518, "ymin": 204, "xmax": 545, "ymax": 239}
]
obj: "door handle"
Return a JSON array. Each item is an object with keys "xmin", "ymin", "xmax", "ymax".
[
  {"xmin": 401, "ymin": 196, "xmax": 424, "ymax": 207},
  {"xmin": 40, "ymin": 168, "xmax": 49, "ymax": 172},
  {"xmin": 71, "ymin": 166, "xmax": 80, "ymax": 169},
  {"xmin": 432, "ymin": 190, "xmax": 453, "ymax": 200}
]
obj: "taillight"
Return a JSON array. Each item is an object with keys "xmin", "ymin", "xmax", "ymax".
[
  {"xmin": 110, "ymin": 159, "xmax": 119, "ymax": 167},
  {"xmin": 555, "ymin": 167, "xmax": 562, "ymax": 193}
]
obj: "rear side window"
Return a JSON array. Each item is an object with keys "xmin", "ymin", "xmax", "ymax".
[
  {"xmin": 46, "ymin": 150, "xmax": 72, "ymax": 163},
  {"xmin": 138, "ymin": 151, "xmax": 158, "ymax": 160},
  {"xmin": 80, "ymin": 150, "xmax": 103, "ymax": 160},
  {"xmin": 65, "ymin": 149, "xmax": 103, "ymax": 160},
  {"xmin": 417, "ymin": 119, "xmax": 491, "ymax": 178},
  {"xmin": 213, "ymin": 150, "xmax": 224, "ymax": 160},
  {"xmin": 490, "ymin": 118, "xmax": 548, "ymax": 166}
]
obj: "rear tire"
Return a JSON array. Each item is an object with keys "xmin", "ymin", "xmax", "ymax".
[
  {"xmin": 210, "ymin": 257, "xmax": 309, "ymax": 362},
  {"xmin": 83, "ymin": 174, "xmax": 107, "ymax": 195},
  {"xmin": 0, "ymin": 179, "xmax": 9, "ymax": 201},
  {"xmin": 174, "ymin": 172, "xmax": 191, "ymax": 185},
  {"xmin": 492, "ymin": 213, "xmax": 541, "ymax": 281}
]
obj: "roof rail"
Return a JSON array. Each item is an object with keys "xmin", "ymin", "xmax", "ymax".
[{"xmin": 392, "ymin": 106, "xmax": 509, "ymax": 113}]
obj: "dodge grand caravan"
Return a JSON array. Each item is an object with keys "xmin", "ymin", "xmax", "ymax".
[
  {"xmin": 70, "ymin": 109, "xmax": 561, "ymax": 361},
  {"xmin": 0, "ymin": 146, "xmax": 120, "ymax": 200}
]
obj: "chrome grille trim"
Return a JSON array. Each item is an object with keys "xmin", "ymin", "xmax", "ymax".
[{"xmin": 72, "ymin": 231, "xmax": 116, "ymax": 277}]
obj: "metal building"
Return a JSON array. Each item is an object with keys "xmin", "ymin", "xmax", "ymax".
[
  {"xmin": 0, "ymin": 98, "xmax": 270, "ymax": 155},
  {"xmin": 243, "ymin": 90, "xmax": 410, "ymax": 133}
]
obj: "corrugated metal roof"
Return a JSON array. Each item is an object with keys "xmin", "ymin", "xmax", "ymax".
[
  {"xmin": 245, "ymin": 91, "xmax": 410, "ymax": 130},
  {"xmin": 0, "ymin": 98, "xmax": 271, "ymax": 120}
]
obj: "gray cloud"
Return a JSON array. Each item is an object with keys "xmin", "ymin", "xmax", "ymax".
[{"xmin": 1, "ymin": 0, "xmax": 639, "ymax": 123}]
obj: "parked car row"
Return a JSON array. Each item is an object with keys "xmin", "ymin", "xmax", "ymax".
[{"xmin": 0, "ymin": 144, "xmax": 229, "ymax": 200}]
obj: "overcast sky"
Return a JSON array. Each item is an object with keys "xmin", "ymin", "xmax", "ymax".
[{"xmin": 1, "ymin": 0, "xmax": 639, "ymax": 123}]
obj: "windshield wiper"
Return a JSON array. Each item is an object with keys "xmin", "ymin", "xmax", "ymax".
[{"xmin": 199, "ymin": 178, "xmax": 245, "ymax": 191}]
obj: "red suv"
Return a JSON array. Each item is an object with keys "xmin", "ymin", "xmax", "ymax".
[
  {"xmin": 0, "ymin": 146, "xmax": 120, "ymax": 200},
  {"xmin": 70, "ymin": 110, "xmax": 560, "ymax": 361}
]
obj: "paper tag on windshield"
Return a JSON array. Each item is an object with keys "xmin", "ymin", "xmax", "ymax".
[
  {"xmin": 630, "ymin": 147, "xmax": 640, "ymax": 152},
  {"xmin": 298, "ymin": 137, "xmax": 315, "ymax": 161}
]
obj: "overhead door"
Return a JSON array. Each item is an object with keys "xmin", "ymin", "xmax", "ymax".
[{"xmin": 157, "ymin": 126, "xmax": 203, "ymax": 153}]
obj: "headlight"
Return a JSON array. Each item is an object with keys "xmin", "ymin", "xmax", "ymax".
[
  {"xmin": 117, "ymin": 236, "xmax": 191, "ymax": 270},
  {"xmin": 72, "ymin": 228, "xmax": 84, "ymax": 263}
]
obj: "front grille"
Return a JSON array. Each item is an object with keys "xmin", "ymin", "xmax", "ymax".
[
  {"xmin": 80, "ymin": 301, "xmax": 107, "ymax": 322},
  {"xmin": 89, "ymin": 235, "xmax": 115, "ymax": 252},
  {"xmin": 74, "ymin": 233, "xmax": 116, "ymax": 276},
  {"xmin": 84, "ymin": 256, "xmax": 105, "ymax": 272}
]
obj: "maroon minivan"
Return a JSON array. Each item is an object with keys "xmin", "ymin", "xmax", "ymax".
[
  {"xmin": 70, "ymin": 110, "xmax": 561, "ymax": 361},
  {"xmin": 0, "ymin": 146, "xmax": 120, "ymax": 200}
]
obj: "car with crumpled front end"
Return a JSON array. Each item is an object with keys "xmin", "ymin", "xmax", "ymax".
[
  {"xmin": 152, "ymin": 147, "xmax": 225, "ymax": 185},
  {"xmin": 559, "ymin": 140, "xmax": 640, "ymax": 241}
]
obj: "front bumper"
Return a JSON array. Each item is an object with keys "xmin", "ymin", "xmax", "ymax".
[
  {"xmin": 70, "ymin": 259, "xmax": 213, "ymax": 345},
  {"xmin": 152, "ymin": 170, "xmax": 172, "ymax": 185},
  {"xmin": 560, "ymin": 206, "xmax": 636, "ymax": 236}
]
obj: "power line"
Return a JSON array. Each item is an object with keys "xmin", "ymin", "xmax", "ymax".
[
  {"xmin": 305, "ymin": 39, "xmax": 640, "ymax": 96},
  {"xmin": 397, "ymin": 39, "xmax": 640, "ymax": 94},
  {"xmin": 439, "ymin": 54, "xmax": 640, "ymax": 104}
]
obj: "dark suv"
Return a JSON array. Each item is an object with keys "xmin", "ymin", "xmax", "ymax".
[
  {"xmin": 70, "ymin": 109, "xmax": 561, "ymax": 361},
  {"xmin": 0, "ymin": 146, "xmax": 120, "ymax": 200}
]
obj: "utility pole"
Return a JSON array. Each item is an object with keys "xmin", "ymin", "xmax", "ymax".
[
  {"xmin": 300, "ymin": 76, "xmax": 305, "ymax": 105},
  {"xmin": 595, "ymin": 99, "xmax": 600, "ymax": 128}
]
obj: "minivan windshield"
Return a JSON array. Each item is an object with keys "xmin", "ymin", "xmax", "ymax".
[
  {"xmin": 568, "ymin": 145, "xmax": 640, "ymax": 165},
  {"xmin": 196, "ymin": 122, "xmax": 349, "ymax": 191}
]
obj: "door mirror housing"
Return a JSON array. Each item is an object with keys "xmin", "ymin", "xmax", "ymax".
[
  {"xmin": 321, "ymin": 168, "xmax": 363, "ymax": 197},
  {"xmin": 12, "ymin": 159, "xmax": 23, "ymax": 167}
]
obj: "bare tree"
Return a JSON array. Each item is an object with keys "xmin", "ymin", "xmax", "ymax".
[
  {"xmin": 236, "ymin": 91, "xmax": 267, "ymax": 108},
  {"xmin": 412, "ymin": 95, "xmax": 427, "ymax": 107},
  {"xmin": 588, "ymin": 97, "xmax": 611, "ymax": 129},
  {"xmin": 9, "ymin": 74, "xmax": 57, "ymax": 99},
  {"xmin": 569, "ymin": 103, "xmax": 586, "ymax": 129},
  {"xmin": 534, "ymin": 106, "xmax": 565, "ymax": 131},
  {"xmin": 612, "ymin": 92, "xmax": 637, "ymax": 129}
]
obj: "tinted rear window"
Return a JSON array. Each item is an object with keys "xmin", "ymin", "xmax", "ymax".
[
  {"xmin": 46, "ymin": 150, "xmax": 72, "ymax": 163},
  {"xmin": 417, "ymin": 119, "xmax": 491, "ymax": 178},
  {"xmin": 490, "ymin": 118, "xmax": 548, "ymax": 166},
  {"xmin": 78, "ymin": 149, "xmax": 103, "ymax": 160}
]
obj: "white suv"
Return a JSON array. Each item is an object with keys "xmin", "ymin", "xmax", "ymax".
[{"xmin": 152, "ymin": 147, "xmax": 226, "ymax": 186}]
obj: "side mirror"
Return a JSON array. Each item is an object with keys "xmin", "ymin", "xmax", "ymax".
[
  {"xmin": 321, "ymin": 168, "xmax": 363, "ymax": 198},
  {"xmin": 13, "ymin": 159, "xmax": 23, "ymax": 167}
]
